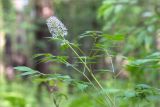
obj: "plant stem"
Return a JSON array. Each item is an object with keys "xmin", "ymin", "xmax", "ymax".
[
  {"xmin": 65, "ymin": 40, "xmax": 115, "ymax": 107},
  {"xmin": 50, "ymin": 93, "xmax": 59, "ymax": 107}
]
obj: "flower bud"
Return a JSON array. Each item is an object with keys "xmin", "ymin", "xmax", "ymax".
[{"xmin": 46, "ymin": 16, "xmax": 68, "ymax": 38}]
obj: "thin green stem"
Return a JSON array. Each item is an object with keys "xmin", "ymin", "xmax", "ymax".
[
  {"xmin": 50, "ymin": 93, "xmax": 59, "ymax": 107},
  {"xmin": 62, "ymin": 59, "xmax": 111, "ymax": 106},
  {"xmin": 65, "ymin": 40, "xmax": 115, "ymax": 107},
  {"xmin": 105, "ymin": 50, "xmax": 115, "ymax": 74},
  {"xmin": 62, "ymin": 59, "xmax": 97, "ymax": 90},
  {"xmin": 105, "ymin": 50, "xmax": 116, "ymax": 107},
  {"xmin": 70, "ymin": 64, "xmax": 98, "ymax": 90}
]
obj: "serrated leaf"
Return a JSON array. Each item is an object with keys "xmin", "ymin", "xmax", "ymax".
[
  {"xmin": 79, "ymin": 31, "xmax": 102, "ymax": 39},
  {"xmin": 19, "ymin": 71, "xmax": 38, "ymax": 76},
  {"xmin": 14, "ymin": 66, "xmax": 37, "ymax": 73},
  {"xmin": 34, "ymin": 53, "xmax": 68, "ymax": 64},
  {"xmin": 14, "ymin": 66, "xmax": 39, "ymax": 77}
]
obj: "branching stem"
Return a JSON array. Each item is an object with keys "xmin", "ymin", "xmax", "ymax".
[{"xmin": 64, "ymin": 39, "xmax": 115, "ymax": 107}]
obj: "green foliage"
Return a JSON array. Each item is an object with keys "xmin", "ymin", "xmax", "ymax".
[
  {"xmin": 97, "ymin": 2, "xmax": 160, "ymax": 106},
  {"xmin": 14, "ymin": 66, "xmax": 39, "ymax": 76},
  {"xmin": 127, "ymin": 52, "xmax": 160, "ymax": 71},
  {"xmin": 14, "ymin": 65, "xmax": 91, "ymax": 92},
  {"xmin": 69, "ymin": 95, "xmax": 94, "ymax": 107},
  {"xmin": 98, "ymin": 0, "xmax": 160, "ymax": 56},
  {"xmin": 34, "ymin": 53, "xmax": 69, "ymax": 64},
  {"xmin": 2, "ymin": 0, "xmax": 16, "ymax": 33},
  {"xmin": 122, "ymin": 84, "xmax": 160, "ymax": 101},
  {"xmin": 126, "ymin": 52, "xmax": 160, "ymax": 82},
  {"xmin": 14, "ymin": 28, "xmax": 160, "ymax": 107},
  {"xmin": 14, "ymin": 29, "xmax": 120, "ymax": 107},
  {"xmin": 54, "ymin": 0, "xmax": 101, "ymax": 38},
  {"xmin": 2, "ymin": 93, "xmax": 26, "ymax": 107},
  {"xmin": 7, "ymin": 0, "xmax": 160, "ymax": 107},
  {"xmin": 0, "ymin": 78, "xmax": 48, "ymax": 107}
]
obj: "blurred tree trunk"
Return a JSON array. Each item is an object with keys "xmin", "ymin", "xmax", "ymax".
[
  {"xmin": 33, "ymin": 0, "xmax": 54, "ymax": 74},
  {"xmin": 33, "ymin": 0, "xmax": 55, "ymax": 104},
  {"xmin": 0, "ymin": 0, "xmax": 5, "ymax": 82},
  {"xmin": 4, "ymin": 0, "xmax": 30, "ymax": 80}
]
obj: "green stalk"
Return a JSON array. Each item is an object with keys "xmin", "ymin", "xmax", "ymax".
[
  {"xmin": 65, "ymin": 40, "xmax": 115, "ymax": 107},
  {"xmin": 62, "ymin": 60, "xmax": 98, "ymax": 91}
]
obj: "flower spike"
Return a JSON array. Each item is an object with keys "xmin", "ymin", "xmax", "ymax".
[{"xmin": 46, "ymin": 16, "xmax": 68, "ymax": 38}]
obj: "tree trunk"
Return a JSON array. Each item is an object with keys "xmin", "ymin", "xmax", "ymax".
[
  {"xmin": 0, "ymin": 0, "xmax": 5, "ymax": 82},
  {"xmin": 33, "ymin": 0, "xmax": 54, "ymax": 74}
]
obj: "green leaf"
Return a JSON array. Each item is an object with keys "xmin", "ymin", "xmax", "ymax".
[
  {"xmin": 146, "ymin": 52, "xmax": 160, "ymax": 59},
  {"xmin": 129, "ymin": 59, "xmax": 159, "ymax": 66},
  {"xmin": 77, "ymin": 83, "xmax": 88, "ymax": 91},
  {"xmin": 135, "ymin": 84, "xmax": 151, "ymax": 90},
  {"xmin": 44, "ymin": 74, "xmax": 72, "ymax": 82},
  {"xmin": 34, "ymin": 53, "xmax": 68, "ymax": 64},
  {"xmin": 102, "ymin": 34, "xmax": 124, "ymax": 41},
  {"xmin": 72, "ymin": 81, "xmax": 91, "ymax": 91},
  {"xmin": 19, "ymin": 71, "xmax": 38, "ymax": 76},
  {"xmin": 79, "ymin": 31, "xmax": 102, "ymax": 39},
  {"xmin": 14, "ymin": 66, "xmax": 39, "ymax": 76},
  {"xmin": 60, "ymin": 42, "xmax": 69, "ymax": 50},
  {"xmin": 124, "ymin": 91, "xmax": 136, "ymax": 98},
  {"xmin": 14, "ymin": 66, "xmax": 37, "ymax": 73}
]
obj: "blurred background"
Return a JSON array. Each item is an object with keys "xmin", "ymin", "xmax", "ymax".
[{"xmin": 0, "ymin": 0, "xmax": 160, "ymax": 107}]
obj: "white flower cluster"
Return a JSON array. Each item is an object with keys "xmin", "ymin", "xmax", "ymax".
[{"xmin": 46, "ymin": 16, "xmax": 68, "ymax": 38}]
